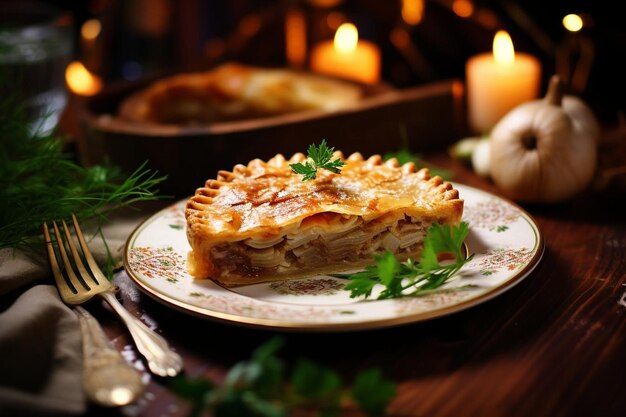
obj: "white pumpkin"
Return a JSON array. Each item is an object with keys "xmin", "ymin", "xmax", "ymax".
[{"xmin": 489, "ymin": 75, "xmax": 600, "ymax": 203}]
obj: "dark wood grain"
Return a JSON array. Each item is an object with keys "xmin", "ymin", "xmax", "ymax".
[{"xmin": 87, "ymin": 148, "xmax": 626, "ymax": 417}]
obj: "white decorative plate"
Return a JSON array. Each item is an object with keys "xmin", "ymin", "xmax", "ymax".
[{"xmin": 123, "ymin": 184, "xmax": 543, "ymax": 331}]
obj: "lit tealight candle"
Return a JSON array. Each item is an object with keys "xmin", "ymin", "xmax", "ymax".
[
  {"xmin": 466, "ymin": 31, "xmax": 541, "ymax": 133},
  {"xmin": 310, "ymin": 23, "xmax": 381, "ymax": 84}
]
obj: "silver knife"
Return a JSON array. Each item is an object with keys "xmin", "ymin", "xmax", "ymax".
[{"xmin": 75, "ymin": 306, "xmax": 145, "ymax": 407}]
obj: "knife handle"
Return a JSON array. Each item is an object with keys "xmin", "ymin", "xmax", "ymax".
[{"xmin": 75, "ymin": 306, "xmax": 145, "ymax": 407}]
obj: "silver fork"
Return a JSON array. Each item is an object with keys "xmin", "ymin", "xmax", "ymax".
[{"xmin": 44, "ymin": 214, "xmax": 183, "ymax": 377}]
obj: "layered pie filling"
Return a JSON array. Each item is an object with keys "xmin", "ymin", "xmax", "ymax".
[{"xmin": 190, "ymin": 212, "xmax": 438, "ymax": 283}]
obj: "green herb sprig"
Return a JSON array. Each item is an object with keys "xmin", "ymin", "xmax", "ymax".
[
  {"xmin": 170, "ymin": 337, "xmax": 396, "ymax": 417},
  {"xmin": 289, "ymin": 139, "xmax": 346, "ymax": 181},
  {"xmin": 335, "ymin": 222, "xmax": 473, "ymax": 299},
  {"xmin": 0, "ymin": 96, "xmax": 166, "ymax": 260}
]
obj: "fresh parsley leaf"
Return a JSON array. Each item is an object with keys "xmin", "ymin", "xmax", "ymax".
[
  {"xmin": 251, "ymin": 336, "xmax": 284, "ymax": 363},
  {"xmin": 206, "ymin": 338, "xmax": 287, "ymax": 417},
  {"xmin": 334, "ymin": 222, "xmax": 474, "ymax": 300},
  {"xmin": 290, "ymin": 161, "xmax": 317, "ymax": 181},
  {"xmin": 169, "ymin": 376, "xmax": 215, "ymax": 417},
  {"xmin": 169, "ymin": 376, "xmax": 215, "ymax": 402},
  {"xmin": 375, "ymin": 251, "xmax": 400, "ymax": 286},
  {"xmin": 289, "ymin": 139, "xmax": 346, "ymax": 181},
  {"xmin": 343, "ymin": 268, "xmax": 379, "ymax": 298},
  {"xmin": 292, "ymin": 359, "xmax": 342, "ymax": 401},
  {"xmin": 375, "ymin": 251, "xmax": 404, "ymax": 299},
  {"xmin": 212, "ymin": 389, "xmax": 286, "ymax": 417},
  {"xmin": 351, "ymin": 369, "xmax": 397, "ymax": 417},
  {"xmin": 421, "ymin": 221, "xmax": 469, "ymax": 272},
  {"xmin": 169, "ymin": 337, "xmax": 396, "ymax": 417},
  {"xmin": 223, "ymin": 337, "xmax": 285, "ymax": 399}
]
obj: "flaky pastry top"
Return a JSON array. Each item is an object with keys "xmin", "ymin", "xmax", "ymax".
[{"xmin": 185, "ymin": 152, "xmax": 463, "ymax": 241}]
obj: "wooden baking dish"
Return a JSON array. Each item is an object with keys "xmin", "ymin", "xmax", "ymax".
[{"xmin": 76, "ymin": 75, "xmax": 465, "ymax": 197}]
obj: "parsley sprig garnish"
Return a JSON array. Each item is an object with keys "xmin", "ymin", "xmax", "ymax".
[
  {"xmin": 170, "ymin": 337, "xmax": 396, "ymax": 417},
  {"xmin": 335, "ymin": 222, "xmax": 473, "ymax": 299},
  {"xmin": 289, "ymin": 139, "xmax": 346, "ymax": 181}
]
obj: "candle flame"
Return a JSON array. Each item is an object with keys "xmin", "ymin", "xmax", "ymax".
[
  {"xmin": 562, "ymin": 14, "xmax": 583, "ymax": 32},
  {"xmin": 65, "ymin": 61, "xmax": 103, "ymax": 96},
  {"xmin": 493, "ymin": 30, "xmax": 515, "ymax": 65},
  {"xmin": 334, "ymin": 23, "xmax": 358, "ymax": 53}
]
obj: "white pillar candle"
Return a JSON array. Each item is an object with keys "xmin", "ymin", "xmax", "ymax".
[{"xmin": 466, "ymin": 31, "xmax": 541, "ymax": 134}]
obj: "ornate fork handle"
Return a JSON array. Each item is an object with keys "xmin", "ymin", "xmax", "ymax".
[
  {"xmin": 75, "ymin": 306, "xmax": 144, "ymax": 406},
  {"xmin": 99, "ymin": 291, "xmax": 183, "ymax": 377}
]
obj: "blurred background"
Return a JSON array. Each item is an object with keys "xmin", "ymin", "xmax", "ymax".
[{"xmin": 8, "ymin": 0, "xmax": 620, "ymax": 126}]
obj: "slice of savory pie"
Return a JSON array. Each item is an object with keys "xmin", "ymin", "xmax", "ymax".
[{"xmin": 185, "ymin": 152, "xmax": 463, "ymax": 286}]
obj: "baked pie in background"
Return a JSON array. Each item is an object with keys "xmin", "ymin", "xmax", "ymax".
[{"xmin": 118, "ymin": 62, "xmax": 363, "ymax": 125}]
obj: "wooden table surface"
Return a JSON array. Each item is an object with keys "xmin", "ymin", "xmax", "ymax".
[{"xmin": 91, "ymin": 152, "xmax": 626, "ymax": 417}]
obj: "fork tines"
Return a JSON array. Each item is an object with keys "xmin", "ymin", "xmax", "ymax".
[{"xmin": 44, "ymin": 215, "xmax": 103, "ymax": 303}]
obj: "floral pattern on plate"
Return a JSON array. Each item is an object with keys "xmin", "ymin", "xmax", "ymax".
[
  {"xmin": 128, "ymin": 246, "xmax": 187, "ymax": 283},
  {"xmin": 478, "ymin": 248, "xmax": 535, "ymax": 276},
  {"xmin": 463, "ymin": 197, "xmax": 521, "ymax": 232},
  {"xmin": 123, "ymin": 183, "xmax": 543, "ymax": 330}
]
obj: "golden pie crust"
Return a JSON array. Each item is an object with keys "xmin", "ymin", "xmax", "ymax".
[
  {"xmin": 118, "ymin": 63, "xmax": 363, "ymax": 125},
  {"xmin": 185, "ymin": 152, "xmax": 464, "ymax": 286}
]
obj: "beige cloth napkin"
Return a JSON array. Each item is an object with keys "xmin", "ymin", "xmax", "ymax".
[{"xmin": 0, "ymin": 210, "xmax": 150, "ymax": 416}]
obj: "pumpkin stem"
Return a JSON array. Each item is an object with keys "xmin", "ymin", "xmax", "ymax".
[{"xmin": 545, "ymin": 75, "xmax": 564, "ymax": 106}]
